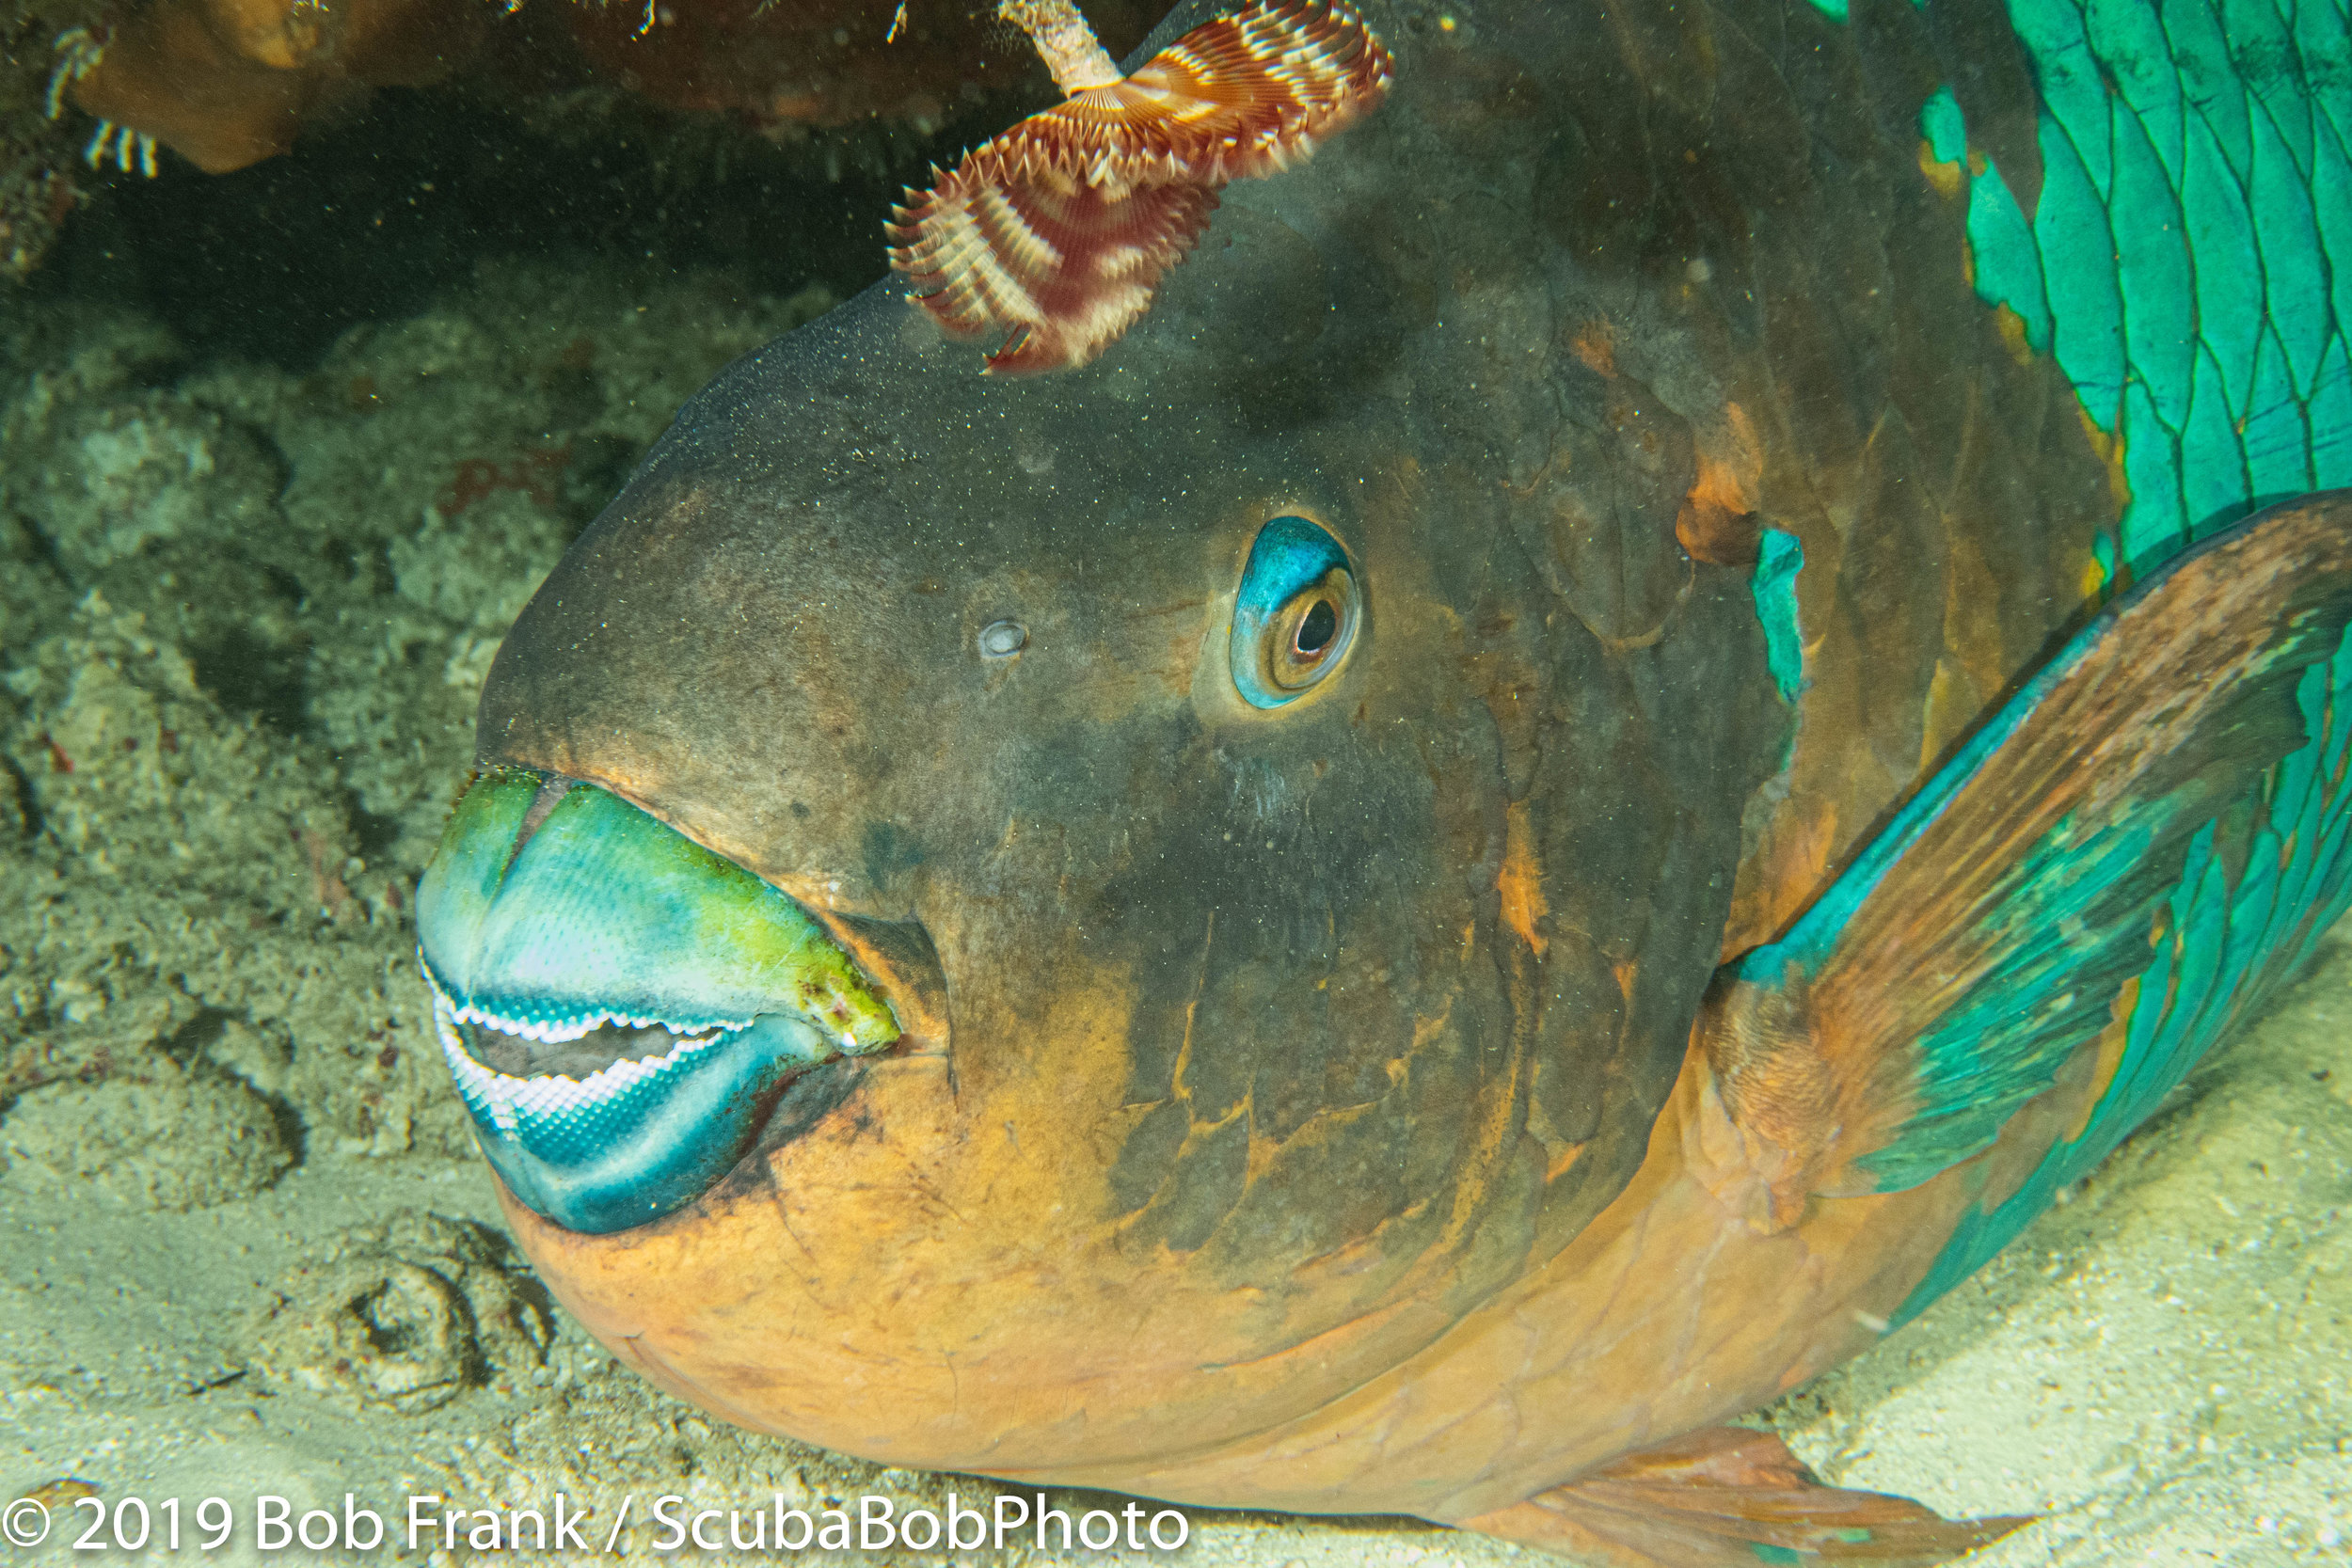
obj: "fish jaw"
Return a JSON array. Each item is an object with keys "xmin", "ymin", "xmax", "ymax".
[{"xmin": 415, "ymin": 767, "xmax": 908, "ymax": 1233}]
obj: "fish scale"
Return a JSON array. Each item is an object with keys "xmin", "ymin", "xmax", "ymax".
[
  {"xmin": 416, "ymin": 0, "xmax": 2352, "ymax": 1559},
  {"xmin": 2185, "ymin": 346, "xmax": 2245, "ymax": 526},
  {"xmin": 1879, "ymin": 0, "xmax": 2352, "ymax": 1284},
  {"xmin": 2180, "ymin": 106, "xmax": 2259, "ymax": 418},
  {"xmin": 1909, "ymin": 0, "xmax": 2352, "ymax": 570},
  {"xmin": 2245, "ymin": 325, "xmax": 2309, "ymax": 493}
]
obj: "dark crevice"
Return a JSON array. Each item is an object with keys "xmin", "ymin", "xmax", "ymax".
[
  {"xmin": 561, "ymin": 434, "xmax": 644, "ymax": 535},
  {"xmin": 12, "ymin": 512, "xmax": 79, "ymax": 592},
  {"xmin": 2, "ymin": 754, "xmax": 41, "ymax": 841},
  {"xmin": 256, "ymin": 1085, "xmax": 312, "ymax": 1180},
  {"xmin": 33, "ymin": 84, "xmax": 1001, "ymax": 372},
  {"xmin": 190, "ymin": 624, "xmax": 313, "ymax": 736},
  {"xmin": 157, "ymin": 1007, "xmax": 234, "ymax": 1067},
  {"xmin": 343, "ymin": 794, "xmax": 405, "ymax": 863},
  {"xmin": 159, "ymin": 1007, "xmax": 311, "ymax": 1174}
]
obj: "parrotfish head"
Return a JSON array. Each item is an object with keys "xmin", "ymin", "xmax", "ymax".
[{"xmin": 422, "ymin": 0, "xmax": 1796, "ymax": 1506}]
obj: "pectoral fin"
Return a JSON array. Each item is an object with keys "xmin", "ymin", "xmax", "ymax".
[
  {"xmin": 1466, "ymin": 1427, "xmax": 2028, "ymax": 1568},
  {"xmin": 1700, "ymin": 493, "xmax": 2352, "ymax": 1214}
]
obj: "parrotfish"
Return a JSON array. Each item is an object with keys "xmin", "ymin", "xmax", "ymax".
[{"xmin": 415, "ymin": 0, "xmax": 2352, "ymax": 1557}]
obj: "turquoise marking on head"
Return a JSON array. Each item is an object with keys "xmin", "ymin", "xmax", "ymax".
[
  {"xmin": 1921, "ymin": 87, "xmax": 1967, "ymax": 165},
  {"xmin": 1752, "ymin": 529, "xmax": 1806, "ymax": 705},
  {"xmin": 416, "ymin": 768, "xmax": 900, "ymax": 1232},
  {"xmin": 1236, "ymin": 518, "xmax": 1346, "ymax": 627},
  {"xmin": 1919, "ymin": 85, "xmax": 2054, "ymax": 354}
]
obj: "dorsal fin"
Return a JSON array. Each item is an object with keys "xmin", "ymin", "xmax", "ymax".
[{"xmin": 1702, "ymin": 492, "xmax": 2352, "ymax": 1215}]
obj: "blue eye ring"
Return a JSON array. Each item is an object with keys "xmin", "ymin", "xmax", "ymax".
[{"xmin": 1231, "ymin": 515, "xmax": 1361, "ymax": 709}]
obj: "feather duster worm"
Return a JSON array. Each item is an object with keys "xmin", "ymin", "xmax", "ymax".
[{"xmin": 886, "ymin": 0, "xmax": 1392, "ymax": 374}]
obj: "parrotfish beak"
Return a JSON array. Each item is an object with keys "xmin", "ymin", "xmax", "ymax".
[{"xmin": 414, "ymin": 768, "xmax": 900, "ymax": 1233}]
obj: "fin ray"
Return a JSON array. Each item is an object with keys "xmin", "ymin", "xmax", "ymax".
[
  {"xmin": 1465, "ymin": 1427, "xmax": 2029, "ymax": 1568},
  {"xmin": 1703, "ymin": 492, "xmax": 2352, "ymax": 1204}
]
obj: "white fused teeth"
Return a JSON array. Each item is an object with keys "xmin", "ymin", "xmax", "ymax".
[
  {"xmin": 421, "ymin": 960, "xmax": 751, "ymax": 1043},
  {"xmin": 432, "ymin": 988, "xmax": 730, "ymax": 1134}
]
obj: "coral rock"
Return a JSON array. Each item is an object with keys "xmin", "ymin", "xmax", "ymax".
[
  {"xmin": 247, "ymin": 1209, "xmax": 556, "ymax": 1412},
  {"xmin": 26, "ymin": 390, "xmax": 278, "ymax": 566},
  {"xmin": 68, "ymin": 0, "xmax": 486, "ymax": 173},
  {"xmin": 0, "ymin": 1057, "xmax": 294, "ymax": 1211}
]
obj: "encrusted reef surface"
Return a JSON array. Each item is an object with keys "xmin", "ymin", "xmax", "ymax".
[
  {"xmin": 0, "ymin": 0, "xmax": 1172, "ymax": 285},
  {"xmin": 0, "ymin": 132, "xmax": 2347, "ymax": 1568}
]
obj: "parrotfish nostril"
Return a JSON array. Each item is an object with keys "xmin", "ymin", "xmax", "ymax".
[{"xmin": 414, "ymin": 768, "xmax": 899, "ymax": 1232}]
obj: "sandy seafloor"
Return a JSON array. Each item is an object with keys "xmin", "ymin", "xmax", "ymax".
[{"xmin": 0, "ymin": 250, "xmax": 2347, "ymax": 1568}]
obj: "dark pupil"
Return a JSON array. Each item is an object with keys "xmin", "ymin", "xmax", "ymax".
[{"xmin": 1295, "ymin": 597, "xmax": 1338, "ymax": 656}]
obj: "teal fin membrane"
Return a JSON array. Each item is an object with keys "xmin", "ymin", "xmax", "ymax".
[{"xmin": 416, "ymin": 768, "xmax": 899, "ymax": 1233}]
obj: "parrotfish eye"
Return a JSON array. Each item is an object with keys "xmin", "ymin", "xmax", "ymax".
[
  {"xmin": 1295, "ymin": 598, "xmax": 1338, "ymax": 655},
  {"xmin": 1232, "ymin": 515, "xmax": 1361, "ymax": 709}
]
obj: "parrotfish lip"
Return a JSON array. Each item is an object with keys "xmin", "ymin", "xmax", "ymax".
[
  {"xmin": 415, "ymin": 766, "xmax": 910, "ymax": 1235},
  {"xmin": 425, "ymin": 976, "xmax": 847, "ymax": 1234}
]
